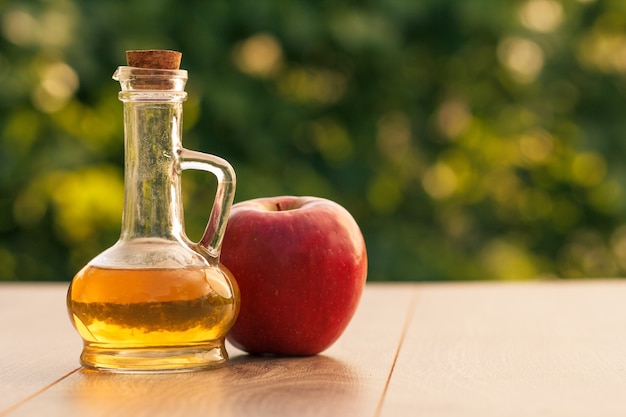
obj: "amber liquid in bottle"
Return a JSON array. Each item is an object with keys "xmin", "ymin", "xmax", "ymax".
[{"xmin": 68, "ymin": 265, "xmax": 238, "ymax": 348}]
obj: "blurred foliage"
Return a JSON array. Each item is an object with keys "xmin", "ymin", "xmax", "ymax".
[{"xmin": 2, "ymin": 0, "xmax": 626, "ymax": 281}]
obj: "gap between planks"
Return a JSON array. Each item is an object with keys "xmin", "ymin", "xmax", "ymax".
[
  {"xmin": 0, "ymin": 369, "xmax": 81, "ymax": 417},
  {"xmin": 374, "ymin": 285, "xmax": 421, "ymax": 417}
]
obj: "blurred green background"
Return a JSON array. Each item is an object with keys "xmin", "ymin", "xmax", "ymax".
[{"xmin": 1, "ymin": 0, "xmax": 625, "ymax": 282}]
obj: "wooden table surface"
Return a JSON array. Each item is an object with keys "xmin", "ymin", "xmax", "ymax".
[{"xmin": 2, "ymin": 280, "xmax": 626, "ymax": 416}]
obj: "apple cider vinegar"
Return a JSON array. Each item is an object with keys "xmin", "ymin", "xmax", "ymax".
[
  {"xmin": 68, "ymin": 265, "xmax": 237, "ymax": 345},
  {"xmin": 67, "ymin": 50, "xmax": 239, "ymax": 372},
  {"xmin": 67, "ymin": 265, "xmax": 239, "ymax": 371}
]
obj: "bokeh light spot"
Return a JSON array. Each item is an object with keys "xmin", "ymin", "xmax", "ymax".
[
  {"xmin": 49, "ymin": 167, "xmax": 124, "ymax": 244},
  {"xmin": 423, "ymin": 162, "xmax": 458, "ymax": 200},
  {"xmin": 481, "ymin": 239, "xmax": 539, "ymax": 280},
  {"xmin": 1, "ymin": 10, "xmax": 39, "ymax": 46},
  {"xmin": 519, "ymin": 129, "xmax": 554, "ymax": 164},
  {"xmin": 435, "ymin": 98, "xmax": 472, "ymax": 140},
  {"xmin": 519, "ymin": 0, "xmax": 563, "ymax": 33},
  {"xmin": 232, "ymin": 33, "xmax": 283, "ymax": 78},
  {"xmin": 32, "ymin": 61, "xmax": 79, "ymax": 113},
  {"xmin": 277, "ymin": 66, "xmax": 347, "ymax": 105},
  {"xmin": 498, "ymin": 37, "xmax": 544, "ymax": 83},
  {"xmin": 367, "ymin": 173, "xmax": 402, "ymax": 214},
  {"xmin": 571, "ymin": 152, "xmax": 606, "ymax": 187}
]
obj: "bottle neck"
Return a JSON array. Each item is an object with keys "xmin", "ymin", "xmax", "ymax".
[{"xmin": 119, "ymin": 97, "xmax": 185, "ymax": 241}]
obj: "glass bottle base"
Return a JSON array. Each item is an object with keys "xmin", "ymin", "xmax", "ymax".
[{"xmin": 79, "ymin": 342, "xmax": 229, "ymax": 373}]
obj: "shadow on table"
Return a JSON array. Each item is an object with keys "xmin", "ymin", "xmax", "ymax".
[{"xmin": 67, "ymin": 354, "xmax": 362, "ymax": 416}]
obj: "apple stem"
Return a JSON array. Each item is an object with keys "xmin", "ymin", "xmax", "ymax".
[{"xmin": 275, "ymin": 202, "xmax": 282, "ymax": 211}]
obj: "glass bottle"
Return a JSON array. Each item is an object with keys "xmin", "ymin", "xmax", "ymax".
[{"xmin": 67, "ymin": 51, "xmax": 239, "ymax": 372}]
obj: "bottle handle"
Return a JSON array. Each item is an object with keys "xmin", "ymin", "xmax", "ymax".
[{"xmin": 179, "ymin": 148, "xmax": 236, "ymax": 262}]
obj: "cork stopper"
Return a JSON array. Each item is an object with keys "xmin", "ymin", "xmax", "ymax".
[
  {"xmin": 126, "ymin": 50, "xmax": 182, "ymax": 70},
  {"xmin": 120, "ymin": 50, "xmax": 185, "ymax": 90}
]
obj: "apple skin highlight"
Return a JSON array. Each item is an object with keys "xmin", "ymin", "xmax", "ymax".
[{"xmin": 221, "ymin": 196, "xmax": 368, "ymax": 356}]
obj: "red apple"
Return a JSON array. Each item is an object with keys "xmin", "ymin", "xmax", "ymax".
[{"xmin": 221, "ymin": 196, "xmax": 367, "ymax": 356}]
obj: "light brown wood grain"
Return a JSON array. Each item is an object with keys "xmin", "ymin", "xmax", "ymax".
[
  {"xmin": 8, "ymin": 281, "xmax": 626, "ymax": 417},
  {"xmin": 2, "ymin": 283, "xmax": 417, "ymax": 417},
  {"xmin": 0, "ymin": 284, "xmax": 82, "ymax": 412},
  {"xmin": 379, "ymin": 281, "xmax": 626, "ymax": 417}
]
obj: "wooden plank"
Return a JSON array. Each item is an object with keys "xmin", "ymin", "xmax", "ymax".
[
  {"xmin": 379, "ymin": 280, "xmax": 626, "ymax": 417},
  {"xmin": 3, "ymin": 284, "xmax": 416, "ymax": 417},
  {"xmin": 0, "ymin": 283, "xmax": 82, "ymax": 413}
]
